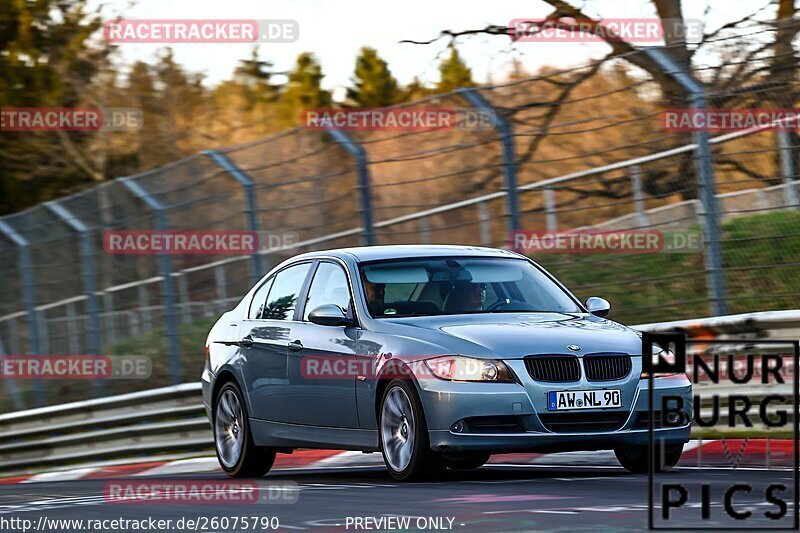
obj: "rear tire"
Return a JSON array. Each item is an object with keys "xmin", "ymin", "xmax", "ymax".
[
  {"xmin": 615, "ymin": 443, "xmax": 683, "ymax": 474},
  {"xmin": 213, "ymin": 381, "xmax": 276, "ymax": 478},
  {"xmin": 379, "ymin": 379, "xmax": 444, "ymax": 481},
  {"xmin": 444, "ymin": 453, "xmax": 490, "ymax": 470}
]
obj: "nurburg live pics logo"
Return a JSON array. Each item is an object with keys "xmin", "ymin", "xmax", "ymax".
[{"xmin": 643, "ymin": 332, "xmax": 799, "ymax": 530}]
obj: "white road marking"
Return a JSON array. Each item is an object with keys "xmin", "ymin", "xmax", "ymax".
[
  {"xmin": 132, "ymin": 457, "xmax": 220, "ymax": 477},
  {"xmin": 308, "ymin": 451, "xmax": 382, "ymax": 468},
  {"xmin": 21, "ymin": 468, "xmax": 100, "ymax": 483}
]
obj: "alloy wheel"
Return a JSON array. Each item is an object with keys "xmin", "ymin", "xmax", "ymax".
[
  {"xmin": 215, "ymin": 389, "xmax": 245, "ymax": 468},
  {"xmin": 380, "ymin": 386, "xmax": 416, "ymax": 472}
]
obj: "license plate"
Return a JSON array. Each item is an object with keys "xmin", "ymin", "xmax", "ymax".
[{"xmin": 548, "ymin": 389, "xmax": 622, "ymax": 411}]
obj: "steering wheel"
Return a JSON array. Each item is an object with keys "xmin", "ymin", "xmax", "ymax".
[{"xmin": 486, "ymin": 298, "xmax": 516, "ymax": 311}]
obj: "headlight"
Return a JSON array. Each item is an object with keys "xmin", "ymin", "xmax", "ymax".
[
  {"xmin": 424, "ymin": 356, "xmax": 514, "ymax": 382},
  {"xmin": 640, "ymin": 343, "xmax": 685, "ymax": 379}
]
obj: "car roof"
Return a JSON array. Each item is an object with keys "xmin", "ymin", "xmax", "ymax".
[{"xmin": 292, "ymin": 245, "xmax": 523, "ymax": 263}]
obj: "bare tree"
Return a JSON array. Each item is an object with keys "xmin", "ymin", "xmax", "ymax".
[{"xmin": 402, "ymin": 0, "xmax": 798, "ymax": 199}]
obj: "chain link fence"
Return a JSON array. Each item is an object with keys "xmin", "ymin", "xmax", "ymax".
[{"xmin": 1, "ymin": 24, "xmax": 799, "ymax": 410}]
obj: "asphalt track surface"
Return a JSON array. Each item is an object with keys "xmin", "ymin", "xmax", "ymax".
[{"xmin": 0, "ymin": 463, "xmax": 796, "ymax": 532}]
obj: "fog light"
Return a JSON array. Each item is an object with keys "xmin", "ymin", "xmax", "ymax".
[{"xmin": 451, "ymin": 421, "xmax": 465, "ymax": 433}]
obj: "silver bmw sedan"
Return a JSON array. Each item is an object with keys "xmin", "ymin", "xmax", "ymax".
[{"xmin": 202, "ymin": 245, "xmax": 691, "ymax": 480}]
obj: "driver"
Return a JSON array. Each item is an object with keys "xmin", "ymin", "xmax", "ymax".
[
  {"xmin": 363, "ymin": 279, "xmax": 386, "ymax": 315},
  {"xmin": 454, "ymin": 281, "xmax": 486, "ymax": 312}
]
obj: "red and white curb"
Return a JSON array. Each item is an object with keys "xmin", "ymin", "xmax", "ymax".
[{"xmin": 0, "ymin": 439, "xmax": 792, "ymax": 484}]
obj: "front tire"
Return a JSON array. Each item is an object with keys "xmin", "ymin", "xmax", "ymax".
[
  {"xmin": 615, "ymin": 443, "xmax": 683, "ymax": 474},
  {"xmin": 379, "ymin": 379, "xmax": 443, "ymax": 481},
  {"xmin": 213, "ymin": 381, "xmax": 275, "ymax": 478}
]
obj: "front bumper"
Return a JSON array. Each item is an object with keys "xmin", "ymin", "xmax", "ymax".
[{"xmin": 416, "ymin": 358, "xmax": 692, "ymax": 453}]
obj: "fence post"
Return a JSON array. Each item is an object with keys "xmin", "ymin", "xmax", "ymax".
[
  {"xmin": 7, "ymin": 317, "xmax": 20, "ymax": 357},
  {"xmin": 630, "ymin": 165, "xmax": 650, "ymax": 227},
  {"xmin": 103, "ymin": 292, "xmax": 114, "ymax": 346},
  {"xmin": 458, "ymin": 88, "xmax": 521, "ymax": 234},
  {"xmin": 324, "ymin": 127, "xmax": 375, "ymax": 246},
  {"xmin": 419, "ymin": 217, "xmax": 431, "ymax": 244},
  {"xmin": 37, "ymin": 313, "xmax": 49, "ymax": 356},
  {"xmin": 0, "ymin": 336, "xmax": 24, "ymax": 410},
  {"xmin": 477, "ymin": 202, "xmax": 492, "ymax": 246},
  {"xmin": 65, "ymin": 302, "xmax": 80, "ymax": 355},
  {"xmin": 0, "ymin": 219, "xmax": 45, "ymax": 406},
  {"xmin": 204, "ymin": 150, "xmax": 264, "ymax": 283},
  {"xmin": 215, "ymin": 265, "xmax": 228, "ymax": 312},
  {"xmin": 129, "ymin": 309, "xmax": 141, "ymax": 337},
  {"xmin": 777, "ymin": 131, "xmax": 799, "ymax": 210},
  {"xmin": 644, "ymin": 48, "xmax": 728, "ymax": 316},
  {"xmin": 138, "ymin": 284, "xmax": 151, "ymax": 333},
  {"xmin": 178, "ymin": 274, "xmax": 192, "ymax": 324},
  {"xmin": 543, "ymin": 189, "xmax": 557, "ymax": 231},
  {"xmin": 44, "ymin": 201, "xmax": 103, "ymax": 378},
  {"xmin": 120, "ymin": 177, "xmax": 182, "ymax": 384}
]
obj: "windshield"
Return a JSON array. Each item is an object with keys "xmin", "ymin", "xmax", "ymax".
[{"xmin": 358, "ymin": 257, "xmax": 582, "ymax": 318}]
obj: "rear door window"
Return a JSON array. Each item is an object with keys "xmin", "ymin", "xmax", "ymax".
[{"xmin": 260, "ymin": 263, "xmax": 312, "ymax": 321}]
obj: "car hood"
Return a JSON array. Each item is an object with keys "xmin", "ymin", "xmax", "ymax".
[{"xmin": 387, "ymin": 312, "xmax": 642, "ymax": 359}]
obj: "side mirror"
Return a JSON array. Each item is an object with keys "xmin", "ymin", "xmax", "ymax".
[
  {"xmin": 585, "ymin": 297, "xmax": 610, "ymax": 317},
  {"xmin": 308, "ymin": 304, "xmax": 351, "ymax": 326}
]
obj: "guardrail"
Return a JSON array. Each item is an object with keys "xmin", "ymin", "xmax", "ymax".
[
  {"xmin": 0, "ymin": 310, "xmax": 797, "ymax": 475},
  {"xmin": 636, "ymin": 309, "xmax": 800, "ymax": 337},
  {"xmin": 0, "ymin": 383, "xmax": 210, "ymax": 473}
]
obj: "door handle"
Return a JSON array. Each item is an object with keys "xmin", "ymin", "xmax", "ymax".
[
  {"xmin": 288, "ymin": 340, "xmax": 304, "ymax": 352},
  {"xmin": 240, "ymin": 335, "xmax": 254, "ymax": 348}
]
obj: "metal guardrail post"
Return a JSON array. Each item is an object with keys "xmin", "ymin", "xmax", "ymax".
[
  {"xmin": 204, "ymin": 150, "xmax": 264, "ymax": 282},
  {"xmin": 44, "ymin": 201, "xmax": 103, "ymax": 379},
  {"xmin": 324, "ymin": 127, "xmax": 375, "ymax": 246},
  {"xmin": 644, "ymin": 48, "xmax": 728, "ymax": 316},
  {"xmin": 120, "ymin": 177, "xmax": 182, "ymax": 384},
  {"xmin": 777, "ymin": 131, "xmax": 799, "ymax": 210},
  {"xmin": 0, "ymin": 219, "xmax": 45, "ymax": 406},
  {"xmin": 458, "ymin": 88, "xmax": 521, "ymax": 233}
]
